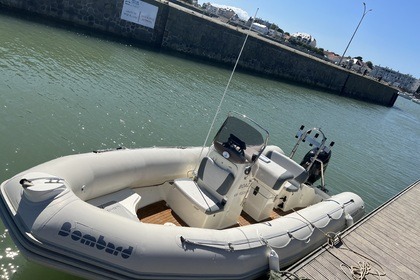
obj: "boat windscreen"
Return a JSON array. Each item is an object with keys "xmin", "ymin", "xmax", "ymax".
[{"xmin": 213, "ymin": 115, "xmax": 268, "ymax": 163}]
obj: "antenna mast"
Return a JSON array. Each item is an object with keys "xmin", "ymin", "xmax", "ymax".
[{"xmin": 195, "ymin": 9, "xmax": 260, "ymax": 171}]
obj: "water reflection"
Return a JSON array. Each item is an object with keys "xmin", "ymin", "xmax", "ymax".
[{"xmin": 0, "ymin": 230, "xmax": 19, "ymax": 279}]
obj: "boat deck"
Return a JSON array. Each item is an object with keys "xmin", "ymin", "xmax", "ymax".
[
  {"xmin": 284, "ymin": 180, "xmax": 420, "ymax": 280},
  {"xmin": 137, "ymin": 200, "xmax": 287, "ymax": 227}
]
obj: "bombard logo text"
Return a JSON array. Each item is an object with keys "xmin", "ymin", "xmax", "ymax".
[{"xmin": 58, "ymin": 222, "xmax": 133, "ymax": 259}]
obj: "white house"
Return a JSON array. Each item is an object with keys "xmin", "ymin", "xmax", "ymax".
[
  {"xmin": 290, "ymin": 32, "xmax": 316, "ymax": 47},
  {"xmin": 251, "ymin": 22, "xmax": 269, "ymax": 35}
]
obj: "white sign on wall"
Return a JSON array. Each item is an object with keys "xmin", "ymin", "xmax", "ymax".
[{"xmin": 121, "ymin": 0, "xmax": 158, "ymax": 29}]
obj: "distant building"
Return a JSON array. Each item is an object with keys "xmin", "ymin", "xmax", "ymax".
[
  {"xmin": 202, "ymin": 3, "xmax": 239, "ymax": 22},
  {"xmin": 370, "ymin": 66, "xmax": 420, "ymax": 93},
  {"xmin": 218, "ymin": 8, "xmax": 235, "ymax": 20},
  {"xmin": 251, "ymin": 22, "xmax": 269, "ymax": 35},
  {"xmin": 203, "ymin": 3, "xmax": 219, "ymax": 16},
  {"xmin": 343, "ymin": 58, "xmax": 370, "ymax": 74},
  {"xmin": 409, "ymin": 78, "xmax": 420, "ymax": 93},
  {"xmin": 290, "ymin": 32, "xmax": 316, "ymax": 47},
  {"xmin": 324, "ymin": 51, "xmax": 341, "ymax": 64},
  {"xmin": 268, "ymin": 29, "xmax": 283, "ymax": 39}
]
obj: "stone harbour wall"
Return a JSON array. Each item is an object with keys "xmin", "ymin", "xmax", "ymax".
[
  {"xmin": 0, "ymin": 0, "xmax": 169, "ymax": 47},
  {"xmin": 0, "ymin": 0, "xmax": 398, "ymax": 106}
]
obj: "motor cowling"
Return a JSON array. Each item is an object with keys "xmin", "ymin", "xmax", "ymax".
[{"xmin": 300, "ymin": 148, "xmax": 332, "ymax": 185}]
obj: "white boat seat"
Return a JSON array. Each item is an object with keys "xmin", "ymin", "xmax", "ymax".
[
  {"xmin": 174, "ymin": 157, "xmax": 234, "ymax": 214},
  {"xmin": 87, "ymin": 188, "xmax": 141, "ymax": 221},
  {"xmin": 256, "ymin": 156, "xmax": 294, "ymax": 191},
  {"xmin": 267, "ymin": 151, "xmax": 308, "ymax": 191}
]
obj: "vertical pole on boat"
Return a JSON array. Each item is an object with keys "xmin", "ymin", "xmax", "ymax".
[{"xmin": 194, "ymin": 9, "xmax": 260, "ymax": 172}]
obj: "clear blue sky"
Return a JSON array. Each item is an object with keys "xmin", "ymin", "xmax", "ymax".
[{"xmin": 199, "ymin": 0, "xmax": 420, "ymax": 79}]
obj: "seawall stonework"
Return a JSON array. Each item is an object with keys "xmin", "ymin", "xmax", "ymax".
[{"xmin": 0, "ymin": 0, "xmax": 398, "ymax": 106}]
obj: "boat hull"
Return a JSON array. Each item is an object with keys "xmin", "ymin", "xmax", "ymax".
[{"xmin": 0, "ymin": 147, "xmax": 364, "ymax": 279}]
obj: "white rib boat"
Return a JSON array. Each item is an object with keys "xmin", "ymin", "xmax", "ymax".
[{"xmin": 0, "ymin": 113, "xmax": 364, "ymax": 279}]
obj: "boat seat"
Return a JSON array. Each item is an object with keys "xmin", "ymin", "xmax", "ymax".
[
  {"xmin": 174, "ymin": 157, "xmax": 234, "ymax": 214},
  {"xmin": 256, "ymin": 155, "xmax": 294, "ymax": 191},
  {"xmin": 266, "ymin": 151, "xmax": 308, "ymax": 191},
  {"xmin": 87, "ymin": 188, "xmax": 141, "ymax": 221}
]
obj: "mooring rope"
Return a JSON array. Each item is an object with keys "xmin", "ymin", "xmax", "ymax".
[
  {"xmin": 333, "ymin": 238, "xmax": 386, "ymax": 280},
  {"xmin": 315, "ymin": 223, "xmax": 386, "ymax": 280},
  {"xmin": 275, "ymin": 208, "xmax": 386, "ymax": 280}
]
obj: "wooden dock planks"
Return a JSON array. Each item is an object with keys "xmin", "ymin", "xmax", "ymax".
[{"xmin": 289, "ymin": 180, "xmax": 420, "ymax": 280}]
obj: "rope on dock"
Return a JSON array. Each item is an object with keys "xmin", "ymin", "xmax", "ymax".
[
  {"xmin": 325, "ymin": 233, "xmax": 386, "ymax": 280},
  {"xmin": 289, "ymin": 209, "xmax": 386, "ymax": 280}
]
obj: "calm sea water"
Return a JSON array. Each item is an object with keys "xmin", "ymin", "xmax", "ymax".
[{"xmin": 0, "ymin": 12, "xmax": 419, "ymax": 279}]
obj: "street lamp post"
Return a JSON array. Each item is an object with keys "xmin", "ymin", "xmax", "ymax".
[{"xmin": 338, "ymin": 2, "xmax": 372, "ymax": 66}]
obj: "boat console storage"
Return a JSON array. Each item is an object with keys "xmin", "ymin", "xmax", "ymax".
[
  {"xmin": 167, "ymin": 116, "xmax": 339, "ymax": 228},
  {"xmin": 168, "ymin": 113, "xmax": 269, "ymax": 229},
  {"xmin": 243, "ymin": 125, "xmax": 336, "ymax": 220}
]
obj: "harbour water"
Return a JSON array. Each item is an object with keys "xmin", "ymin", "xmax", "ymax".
[{"xmin": 1, "ymin": 12, "xmax": 419, "ymax": 279}]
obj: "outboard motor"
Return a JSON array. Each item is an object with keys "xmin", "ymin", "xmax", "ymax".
[
  {"xmin": 300, "ymin": 147, "xmax": 332, "ymax": 185},
  {"xmin": 290, "ymin": 125, "xmax": 335, "ymax": 190}
]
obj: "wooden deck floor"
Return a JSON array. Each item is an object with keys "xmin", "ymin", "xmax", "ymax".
[
  {"xmin": 137, "ymin": 201, "xmax": 188, "ymax": 226},
  {"xmin": 137, "ymin": 200, "xmax": 284, "ymax": 227},
  {"xmin": 285, "ymin": 180, "xmax": 420, "ymax": 280}
]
